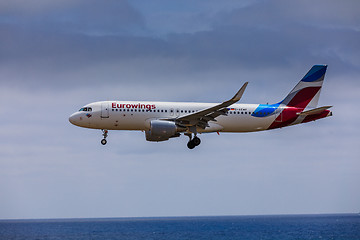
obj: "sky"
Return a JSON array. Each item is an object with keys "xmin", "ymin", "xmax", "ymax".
[{"xmin": 0, "ymin": 0, "xmax": 359, "ymax": 219}]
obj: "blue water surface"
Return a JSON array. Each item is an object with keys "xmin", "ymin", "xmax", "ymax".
[{"xmin": 0, "ymin": 214, "xmax": 359, "ymax": 240}]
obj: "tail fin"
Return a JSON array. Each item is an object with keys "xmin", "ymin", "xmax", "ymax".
[{"xmin": 280, "ymin": 65, "xmax": 327, "ymax": 109}]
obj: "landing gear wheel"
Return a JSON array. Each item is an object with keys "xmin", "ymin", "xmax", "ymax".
[
  {"xmin": 193, "ymin": 137, "xmax": 201, "ymax": 146},
  {"xmin": 187, "ymin": 141, "xmax": 196, "ymax": 149},
  {"xmin": 101, "ymin": 129, "xmax": 108, "ymax": 145}
]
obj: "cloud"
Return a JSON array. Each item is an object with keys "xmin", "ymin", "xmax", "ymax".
[
  {"xmin": 0, "ymin": 0, "xmax": 146, "ymax": 39},
  {"xmin": 0, "ymin": 0, "xmax": 80, "ymax": 13},
  {"xmin": 130, "ymin": 0, "xmax": 254, "ymax": 35},
  {"xmin": 0, "ymin": 0, "xmax": 360, "ymax": 219},
  {"xmin": 1, "ymin": 0, "xmax": 359, "ymax": 93}
]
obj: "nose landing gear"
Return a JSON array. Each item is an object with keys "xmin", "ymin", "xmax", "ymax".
[{"xmin": 101, "ymin": 129, "xmax": 108, "ymax": 145}]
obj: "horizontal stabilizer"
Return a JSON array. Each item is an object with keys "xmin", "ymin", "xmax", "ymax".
[{"xmin": 297, "ymin": 106, "xmax": 332, "ymax": 116}]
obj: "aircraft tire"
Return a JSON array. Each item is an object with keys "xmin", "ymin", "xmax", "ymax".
[
  {"xmin": 187, "ymin": 141, "xmax": 196, "ymax": 149},
  {"xmin": 193, "ymin": 137, "xmax": 201, "ymax": 146},
  {"xmin": 101, "ymin": 139, "xmax": 107, "ymax": 145}
]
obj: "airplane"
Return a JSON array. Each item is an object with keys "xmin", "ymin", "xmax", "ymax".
[{"xmin": 69, "ymin": 65, "xmax": 332, "ymax": 149}]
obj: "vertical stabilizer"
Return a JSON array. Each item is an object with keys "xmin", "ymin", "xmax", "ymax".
[{"xmin": 280, "ymin": 65, "xmax": 327, "ymax": 109}]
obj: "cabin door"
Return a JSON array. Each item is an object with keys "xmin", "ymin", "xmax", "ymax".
[{"xmin": 101, "ymin": 102, "xmax": 109, "ymax": 118}]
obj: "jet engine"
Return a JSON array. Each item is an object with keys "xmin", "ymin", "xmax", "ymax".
[{"xmin": 145, "ymin": 120, "xmax": 182, "ymax": 142}]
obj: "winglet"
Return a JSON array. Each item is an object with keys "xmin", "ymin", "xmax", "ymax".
[{"xmin": 231, "ymin": 82, "xmax": 248, "ymax": 102}]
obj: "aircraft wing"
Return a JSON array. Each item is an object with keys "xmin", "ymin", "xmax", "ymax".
[{"xmin": 174, "ymin": 82, "xmax": 248, "ymax": 129}]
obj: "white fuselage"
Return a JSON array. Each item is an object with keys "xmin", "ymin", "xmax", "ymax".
[{"xmin": 69, "ymin": 101, "xmax": 279, "ymax": 133}]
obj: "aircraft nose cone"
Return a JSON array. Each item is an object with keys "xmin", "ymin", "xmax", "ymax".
[{"xmin": 69, "ymin": 113, "xmax": 78, "ymax": 125}]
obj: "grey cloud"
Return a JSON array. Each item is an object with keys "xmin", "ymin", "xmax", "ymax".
[
  {"xmin": 213, "ymin": 0, "xmax": 360, "ymax": 29},
  {"xmin": 0, "ymin": 0, "xmax": 81, "ymax": 13},
  {"xmin": 0, "ymin": 0, "xmax": 145, "ymax": 35},
  {"xmin": 131, "ymin": 0, "xmax": 254, "ymax": 35},
  {"xmin": 1, "ymin": 0, "xmax": 359, "ymax": 93},
  {"xmin": 60, "ymin": 0, "xmax": 146, "ymax": 35}
]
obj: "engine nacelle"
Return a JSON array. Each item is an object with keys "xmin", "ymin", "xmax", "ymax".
[{"xmin": 145, "ymin": 120, "xmax": 181, "ymax": 142}]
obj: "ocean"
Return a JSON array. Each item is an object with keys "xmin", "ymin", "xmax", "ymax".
[{"xmin": 0, "ymin": 214, "xmax": 359, "ymax": 240}]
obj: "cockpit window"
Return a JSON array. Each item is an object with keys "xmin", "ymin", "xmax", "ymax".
[{"xmin": 79, "ymin": 107, "xmax": 92, "ymax": 112}]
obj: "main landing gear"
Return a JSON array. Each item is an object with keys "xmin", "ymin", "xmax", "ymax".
[
  {"xmin": 101, "ymin": 129, "xmax": 108, "ymax": 145},
  {"xmin": 186, "ymin": 134, "xmax": 201, "ymax": 149}
]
